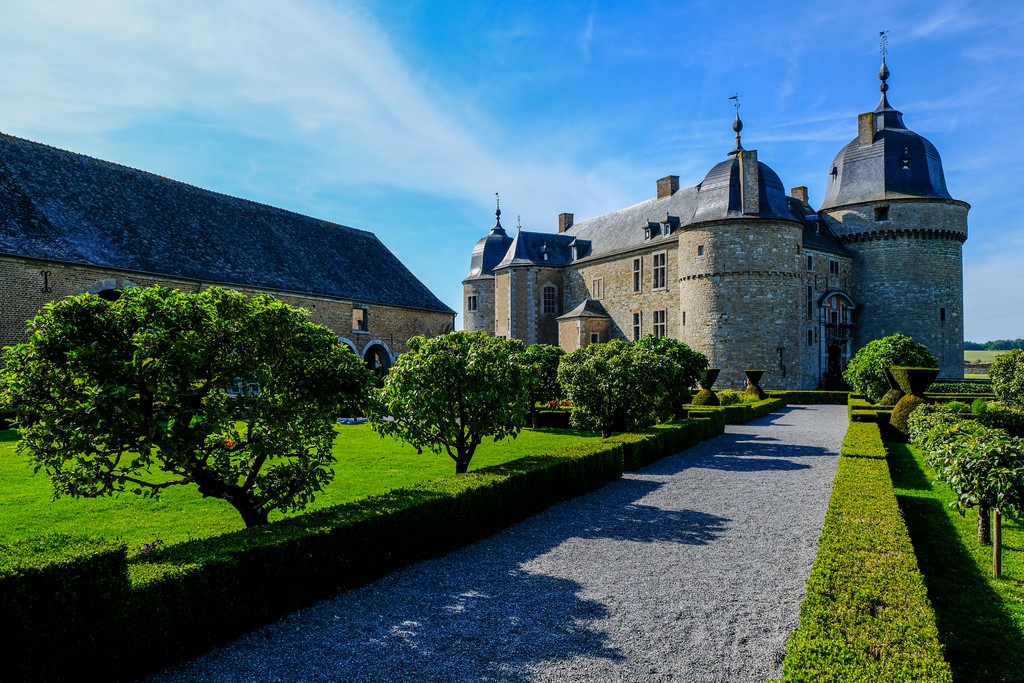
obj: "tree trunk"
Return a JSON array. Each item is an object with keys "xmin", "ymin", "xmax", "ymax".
[
  {"xmin": 231, "ymin": 498, "xmax": 270, "ymax": 527},
  {"xmin": 530, "ymin": 406, "xmax": 539, "ymax": 429},
  {"xmin": 455, "ymin": 458, "xmax": 470, "ymax": 474},
  {"xmin": 978, "ymin": 503, "xmax": 992, "ymax": 545},
  {"xmin": 993, "ymin": 508, "xmax": 1002, "ymax": 579}
]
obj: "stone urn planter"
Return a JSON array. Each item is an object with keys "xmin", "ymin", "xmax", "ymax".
[
  {"xmin": 889, "ymin": 366, "xmax": 940, "ymax": 436},
  {"xmin": 877, "ymin": 367, "xmax": 905, "ymax": 406},
  {"xmin": 692, "ymin": 367, "xmax": 721, "ymax": 406},
  {"xmin": 743, "ymin": 369, "xmax": 767, "ymax": 400}
]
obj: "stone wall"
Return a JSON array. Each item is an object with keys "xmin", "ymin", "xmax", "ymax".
[
  {"xmin": 462, "ymin": 276, "xmax": 495, "ymax": 334},
  {"xmin": 564, "ymin": 242, "xmax": 679, "ymax": 342},
  {"xmin": 0, "ymin": 255, "xmax": 454, "ymax": 361},
  {"xmin": 677, "ymin": 220, "xmax": 807, "ymax": 390},
  {"xmin": 821, "ymin": 199, "xmax": 968, "ymax": 379}
]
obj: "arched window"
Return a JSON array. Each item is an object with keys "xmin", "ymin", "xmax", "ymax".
[{"xmin": 542, "ymin": 285, "xmax": 558, "ymax": 315}]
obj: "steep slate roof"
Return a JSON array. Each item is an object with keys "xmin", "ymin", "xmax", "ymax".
[
  {"xmin": 0, "ymin": 133, "xmax": 453, "ymax": 314},
  {"xmin": 786, "ymin": 197, "xmax": 850, "ymax": 257},
  {"xmin": 557, "ymin": 298, "xmax": 609, "ymax": 320}
]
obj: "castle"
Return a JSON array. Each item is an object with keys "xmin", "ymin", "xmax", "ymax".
[{"xmin": 463, "ymin": 58, "xmax": 968, "ymax": 390}]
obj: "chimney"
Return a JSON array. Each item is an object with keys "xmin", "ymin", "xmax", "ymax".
[
  {"xmin": 858, "ymin": 112, "xmax": 876, "ymax": 146},
  {"xmin": 558, "ymin": 212, "xmax": 574, "ymax": 233},
  {"xmin": 739, "ymin": 150, "xmax": 760, "ymax": 215},
  {"xmin": 657, "ymin": 175, "xmax": 679, "ymax": 200},
  {"xmin": 791, "ymin": 186, "xmax": 809, "ymax": 205}
]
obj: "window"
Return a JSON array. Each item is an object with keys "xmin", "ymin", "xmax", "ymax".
[
  {"xmin": 875, "ymin": 206, "xmax": 890, "ymax": 222},
  {"xmin": 808, "ymin": 329, "xmax": 814, "ymax": 346},
  {"xmin": 653, "ymin": 309, "xmax": 667, "ymax": 337},
  {"xmin": 542, "ymin": 285, "xmax": 557, "ymax": 315},
  {"xmin": 592, "ymin": 277, "xmax": 604, "ymax": 300},
  {"xmin": 829, "ymin": 259, "xmax": 839, "ymax": 276},
  {"xmin": 352, "ymin": 307, "xmax": 368, "ymax": 332},
  {"xmin": 806, "ymin": 253, "xmax": 814, "ymax": 272},
  {"xmin": 940, "ymin": 307, "xmax": 946, "ymax": 322},
  {"xmin": 652, "ymin": 251, "xmax": 667, "ymax": 290},
  {"xmin": 807, "ymin": 285, "xmax": 813, "ymax": 321},
  {"xmin": 697, "ymin": 245, "xmax": 705, "ymax": 257},
  {"xmin": 467, "ymin": 295, "xmax": 478, "ymax": 312},
  {"xmin": 632, "ymin": 312, "xmax": 643, "ymax": 341},
  {"xmin": 632, "ymin": 258, "xmax": 642, "ymax": 293},
  {"xmin": 590, "ymin": 332, "xmax": 600, "ymax": 344},
  {"xmin": 682, "ymin": 311, "xmax": 686, "ymax": 326}
]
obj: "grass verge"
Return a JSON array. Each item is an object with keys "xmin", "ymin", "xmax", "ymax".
[{"xmin": 889, "ymin": 441, "xmax": 1024, "ymax": 682}]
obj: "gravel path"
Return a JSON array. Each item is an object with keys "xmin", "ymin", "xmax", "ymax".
[{"xmin": 148, "ymin": 405, "xmax": 847, "ymax": 683}]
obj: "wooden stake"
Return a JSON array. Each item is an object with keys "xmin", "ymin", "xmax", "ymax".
[{"xmin": 993, "ymin": 508, "xmax": 1002, "ymax": 579}]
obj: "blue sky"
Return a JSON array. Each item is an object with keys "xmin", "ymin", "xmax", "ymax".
[{"xmin": 1, "ymin": 0, "xmax": 1021, "ymax": 342}]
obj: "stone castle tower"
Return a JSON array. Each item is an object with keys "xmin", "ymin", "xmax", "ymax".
[
  {"xmin": 819, "ymin": 56, "xmax": 968, "ymax": 378},
  {"xmin": 462, "ymin": 56, "xmax": 967, "ymax": 389}
]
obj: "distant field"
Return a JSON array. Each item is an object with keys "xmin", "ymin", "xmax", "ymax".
[{"xmin": 964, "ymin": 350, "xmax": 1012, "ymax": 363}]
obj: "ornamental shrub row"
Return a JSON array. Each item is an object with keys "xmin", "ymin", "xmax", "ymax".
[
  {"xmin": 767, "ymin": 390, "xmax": 850, "ymax": 405},
  {"xmin": 776, "ymin": 421, "xmax": 952, "ymax": 682},
  {"xmin": 1, "ymin": 419, "xmax": 723, "ymax": 682},
  {"xmin": 687, "ymin": 397, "xmax": 786, "ymax": 425}
]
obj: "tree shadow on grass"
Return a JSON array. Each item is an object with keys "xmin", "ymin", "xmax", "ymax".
[
  {"xmin": 149, "ymin": 475, "xmax": 729, "ymax": 682},
  {"xmin": 889, "ymin": 445, "xmax": 1024, "ymax": 683}
]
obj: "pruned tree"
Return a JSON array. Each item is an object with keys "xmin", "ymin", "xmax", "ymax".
[
  {"xmin": 635, "ymin": 334, "xmax": 708, "ymax": 419},
  {"xmin": 1, "ymin": 285, "xmax": 373, "ymax": 527},
  {"xmin": 368, "ymin": 331, "xmax": 529, "ymax": 473},
  {"xmin": 843, "ymin": 333, "xmax": 937, "ymax": 403},
  {"xmin": 519, "ymin": 343, "xmax": 565, "ymax": 427},
  {"xmin": 557, "ymin": 339, "xmax": 673, "ymax": 438}
]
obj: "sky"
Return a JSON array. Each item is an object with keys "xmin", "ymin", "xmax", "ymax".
[{"xmin": 0, "ymin": 0, "xmax": 1021, "ymax": 342}]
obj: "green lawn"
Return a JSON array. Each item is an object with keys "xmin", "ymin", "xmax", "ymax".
[
  {"xmin": 0, "ymin": 424, "xmax": 596, "ymax": 552},
  {"xmin": 889, "ymin": 441, "xmax": 1024, "ymax": 682}
]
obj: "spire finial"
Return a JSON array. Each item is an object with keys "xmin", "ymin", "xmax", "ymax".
[
  {"xmin": 492, "ymin": 191, "xmax": 504, "ymax": 231},
  {"xmin": 728, "ymin": 93, "xmax": 744, "ymax": 156},
  {"xmin": 878, "ymin": 30, "xmax": 890, "ymax": 93}
]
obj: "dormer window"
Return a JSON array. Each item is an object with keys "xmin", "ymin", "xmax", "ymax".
[
  {"xmin": 830, "ymin": 166, "xmax": 838, "ymax": 181},
  {"xmin": 644, "ymin": 221, "xmax": 660, "ymax": 240},
  {"xmin": 540, "ymin": 242, "xmax": 549, "ymax": 261},
  {"xmin": 901, "ymin": 147, "xmax": 911, "ymax": 170},
  {"xmin": 663, "ymin": 215, "xmax": 680, "ymax": 234}
]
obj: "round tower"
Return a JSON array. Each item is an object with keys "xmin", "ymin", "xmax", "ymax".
[
  {"xmin": 677, "ymin": 111, "xmax": 807, "ymax": 389},
  {"xmin": 462, "ymin": 197, "xmax": 512, "ymax": 333},
  {"xmin": 818, "ymin": 56, "xmax": 968, "ymax": 378}
]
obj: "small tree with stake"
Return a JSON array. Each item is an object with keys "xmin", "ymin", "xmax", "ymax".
[
  {"xmin": 1, "ymin": 286, "xmax": 373, "ymax": 528},
  {"xmin": 368, "ymin": 331, "xmax": 529, "ymax": 473}
]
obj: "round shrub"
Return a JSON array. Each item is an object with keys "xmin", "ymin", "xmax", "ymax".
[
  {"xmin": 717, "ymin": 389, "xmax": 741, "ymax": 406},
  {"xmin": 844, "ymin": 333, "xmax": 937, "ymax": 403},
  {"xmin": 990, "ymin": 349, "xmax": 1024, "ymax": 407},
  {"xmin": 877, "ymin": 368, "xmax": 904, "ymax": 407}
]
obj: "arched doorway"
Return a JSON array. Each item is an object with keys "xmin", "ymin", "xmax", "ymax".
[
  {"xmin": 818, "ymin": 291, "xmax": 855, "ymax": 389},
  {"xmin": 362, "ymin": 341, "xmax": 394, "ymax": 385}
]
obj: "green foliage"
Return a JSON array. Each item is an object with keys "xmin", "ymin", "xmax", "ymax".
[
  {"xmin": 890, "ymin": 366, "xmax": 940, "ymax": 396},
  {"xmin": 635, "ymin": 334, "xmax": 708, "ymax": 418},
  {"xmin": 717, "ymin": 389, "xmax": 741, "ymax": 406},
  {"xmin": 369, "ymin": 331, "xmax": 530, "ymax": 473},
  {"xmin": 877, "ymin": 368, "xmax": 904, "ymax": 406},
  {"xmin": 519, "ymin": 343, "xmax": 565, "ymax": 428},
  {"xmin": 691, "ymin": 388, "xmax": 719, "ymax": 406},
  {"xmin": 0, "ymin": 286, "xmax": 371, "ymax": 528},
  {"xmin": 557, "ymin": 339, "xmax": 673, "ymax": 437},
  {"xmin": 975, "ymin": 400, "xmax": 1024, "ymax": 437},
  {"xmin": 843, "ymin": 333, "xmax": 937, "ymax": 403},
  {"xmin": 929, "ymin": 381, "xmax": 994, "ymax": 395},
  {"xmin": 990, "ymin": 349, "xmax": 1024, "ymax": 407},
  {"xmin": 777, "ymin": 422, "xmax": 952, "ymax": 682},
  {"xmin": 767, "ymin": 390, "xmax": 849, "ymax": 405}
]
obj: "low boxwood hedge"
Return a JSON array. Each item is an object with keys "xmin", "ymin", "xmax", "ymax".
[
  {"xmin": 776, "ymin": 421, "xmax": 951, "ymax": 682},
  {"xmin": 687, "ymin": 397, "xmax": 786, "ymax": 425},
  {"xmin": 2, "ymin": 418, "xmax": 725, "ymax": 682}
]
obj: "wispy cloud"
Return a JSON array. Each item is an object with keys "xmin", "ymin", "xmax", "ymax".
[{"xmin": 579, "ymin": 12, "xmax": 595, "ymax": 62}]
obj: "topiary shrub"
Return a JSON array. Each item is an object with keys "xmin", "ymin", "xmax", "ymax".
[
  {"xmin": 717, "ymin": 389, "xmax": 741, "ymax": 406},
  {"xmin": 877, "ymin": 368, "xmax": 905, "ymax": 407},
  {"xmin": 889, "ymin": 367, "xmax": 939, "ymax": 437},
  {"xmin": 990, "ymin": 349, "xmax": 1024, "ymax": 407},
  {"xmin": 844, "ymin": 333, "xmax": 937, "ymax": 403},
  {"xmin": 692, "ymin": 368, "xmax": 721, "ymax": 406},
  {"xmin": 743, "ymin": 369, "xmax": 767, "ymax": 400}
]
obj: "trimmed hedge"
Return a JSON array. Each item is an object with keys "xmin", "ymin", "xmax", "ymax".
[
  {"xmin": 1, "ymin": 417, "xmax": 727, "ymax": 682},
  {"xmin": 776, "ymin": 423, "xmax": 951, "ymax": 682},
  {"xmin": 687, "ymin": 397, "xmax": 786, "ymax": 424},
  {"xmin": 768, "ymin": 390, "xmax": 849, "ymax": 405}
]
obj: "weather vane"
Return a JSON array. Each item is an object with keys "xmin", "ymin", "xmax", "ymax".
[
  {"xmin": 495, "ymin": 191, "xmax": 500, "ymax": 212},
  {"xmin": 728, "ymin": 93, "xmax": 741, "ymax": 113},
  {"xmin": 879, "ymin": 30, "xmax": 888, "ymax": 58}
]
